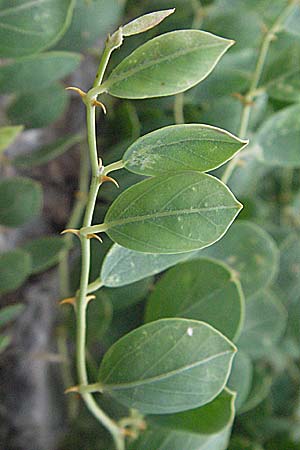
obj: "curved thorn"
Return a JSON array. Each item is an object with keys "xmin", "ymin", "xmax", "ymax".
[
  {"xmin": 65, "ymin": 86, "xmax": 87, "ymax": 98},
  {"xmin": 101, "ymin": 175, "xmax": 119, "ymax": 188},
  {"xmin": 92, "ymin": 99, "xmax": 107, "ymax": 114},
  {"xmin": 86, "ymin": 295, "xmax": 96, "ymax": 304},
  {"xmin": 65, "ymin": 385, "xmax": 80, "ymax": 394},
  {"xmin": 86, "ymin": 233, "xmax": 103, "ymax": 243},
  {"xmin": 61, "ymin": 228, "xmax": 80, "ymax": 237},
  {"xmin": 59, "ymin": 297, "xmax": 76, "ymax": 306}
]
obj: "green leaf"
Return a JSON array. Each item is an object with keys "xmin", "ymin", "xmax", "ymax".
[
  {"xmin": 145, "ymin": 259, "xmax": 244, "ymax": 341},
  {"xmin": 99, "ymin": 171, "xmax": 242, "ymax": 254},
  {"xmin": 0, "ymin": 304, "xmax": 25, "ymax": 327},
  {"xmin": 12, "ymin": 133, "xmax": 83, "ymax": 168},
  {"xmin": 203, "ymin": 2, "xmax": 261, "ymax": 52},
  {"xmin": 240, "ymin": 364, "xmax": 272, "ymax": 414},
  {"xmin": 0, "ymin": 335, "xmax": 11, "ymax": 353},
  {"xmin": 256, "ymin": 104, "xmax": 300, "ymax": 167},
  {"xmin": 238, "ymin": 290, "xmax": 287, "ymax": 359},
  {"xmin": 123, "ymin": 124, "xmax": 248, "ymax": 176},
  {"xmin": 0, "ymin": 0, "xmax": 75, "ymax": 57},
  {"xmin": 101, "ymin": 277, "xmax": 154, "ymax": 311},
  {"xmin": 276, "ymin": 234, "xmax": 300, "ymax": 304},
  {"xmin": 8, "ymin": 83, "xmax": 69, "ymax": 129},
  {"xmin": 122, "ymin": 9, "xmax": 175, "ymax": 37},
  {"xmin": 97, "ymin": 318, "xmax": 236, "ymax": 414},
  {"xmin": 149, "ymin": 388, "xmax": 235, "ymax": 434},
  {"xmin": 56, "ymin": 0, "xmax": 124, "ymax": 51},
  {"xmin": 0, "ymin": 176, "xmax": 43, "ymax": 227},
  {"xmin": 100, "ymin": 243, "xmax": 194, "ymax": 287},
  {"xmin": 0, "ymin": 52, "xmax": 81, "ymax": 95},
  {"xmin": 228, "ymin": 351, "xmax": 253, "ymax": 412},
  {"xmin": 128, "ymin": 424, "xmax": 231, "ymax": 450},
  {"xmin": 0, "ymin": 249, "xmax": 31, "ymax": 294},
  {"xmin": 201, "ymin": 221, "xmax": 279, "ymax": 297},
  {"xmin": 267, "ymin": 71, "xmax": 300, "ymax": 103},
  {"xmin": 22, "ymin": 237, "xmax": 67, "ymax": 274},
  {"xmin": 0, "ymin": 126, "xmax": 23, "ymax": 153},
  {"xmin": 230, "ymin": 436, "xmax": 264, "ymax": 450},
  {"xmin": 98, "ymin": 30, "xmax": 234, "ymax": 99}
]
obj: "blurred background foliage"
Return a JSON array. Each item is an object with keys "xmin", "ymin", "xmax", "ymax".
[{"xmin": 1, "ymin": 0, "xmax": 300, "ymax": 449}]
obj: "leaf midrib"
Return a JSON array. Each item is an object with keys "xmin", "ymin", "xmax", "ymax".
[
  {"xmin": 105, "ymin": 205, "xmax": 240, "ymax": 230},
  {"xmin": 101, "ymin": 349, "xmax": 233, "ymax": 391},
  {"xmin": 104, "ymin": 40, "xmax": 226, "ymax": 90}
]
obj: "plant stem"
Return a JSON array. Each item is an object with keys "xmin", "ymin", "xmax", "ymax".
[
  {"xmin": 221, "ymin": 1, "xmax": 297, "ymax": 184},
  {"xmin": 74, "ymin": 39, "xmax": 125, "ymax": 450},
  {"xmin": 59, "ymin": 143, "xmax": 89, "ymax": 298},
  {"xmin": 174, "ymin": 93, "xmax": 185, "ymax": 124}
]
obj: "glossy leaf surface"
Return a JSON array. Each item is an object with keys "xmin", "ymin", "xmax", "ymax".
[
  {"xmin": 201, "ymin": 221, "xmax": 279, "ymax": 296},
  {"xmin": 257, "ymin": 104, "xmax": 300, "ymax": 167},
  {"xmin": 0, "ymin": 177, "xmax": 43, "ymax": 227},
  {"xmin": 103, "ymin": 172, "xmax": 242, "ymax": 253},
  {"xmin": 0, "ymin": 52, "xmax": 81, "ymax": 95},
  {"xmin": 145, "ymin": 259, "xmax": 244, "ymax": 341},
  {"xmin": 98, "ymin": 318, "xmax": 236, "ymax": 414},
  {"xmin": 0, "ymin": 250, "xmax": 31, "ymax": 294},
  {"xmin": 22, "ymin": 237, "xmax": 67, "ymax": 274},
  {"xmin": 0, "ymin": 0, "xmax": 75, "ymax": 57},
  {"xmin": 101, "ymin": 30, "xmax": 233, "ymax": 99},
  {"xmin": 12, "ymin": 133, "xmax": 82, "ymax": 168},
  {"xmin": 123, "ymin": 124, "xmax": 247, "ymax": 176},
  {"xmin": 0, "ymin": 126, "xmax": 23, "ymax": 153}
]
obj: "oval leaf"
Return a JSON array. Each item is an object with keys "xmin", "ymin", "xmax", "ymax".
[
  {"xmin": 98, "ymin": 171, "xmax": 242, "ymax": 254},
  {"xmin": 148, "ymin": 388, "xmax": 235, "ymax": 434},
  {"xmin": 122, "ymin": 9, "xmax": 175, "ymax": 37},
  {"xmin": 145, "ymin": 259, "xmax": 244, "ymax": 341},
  {"xmin": 0, "ymin": 249, "xmax": 31, "ymax": 294},
  {"xmin": 22, "ymin": 237, "xmax": 68, "ymax": 274},
  {"xmin": 100, "ymin": 243, "xmax": 194, "ymax": 287},
  {"xmin": 98, "ymin": 30, "xmax": 234, "ymax": 99},
  {"xmin": 228, "ymin": 351, "xmax": 253, "ymax": 412},
  {"xmin": 128, "ymin": 426, "xmax": 231, "ymax": 450},
  {"xmin": 237, "ymin": 290, "xmax": 287, "ymax": 359},
  {"xmin": 56, "ymin": 0, "xmax": 124, "ymax": 52},
  {"xmin": 98, "ymin": 318, "xmax": 236, "ymax": 414},
  {"xmin": 123, "ymin": 124, "xmax": 248, "ymax": 176},
  {"xmin": 0, "ymin": 0, "xmax": 75, "ymax": 57},
  {"xmin": 0, "ymin": 177, "xmax": 43, "ymax": 227},
  {"xmin": 256, "ymin": 104, "xmax": 300, "ymax": 167},
  {"xmin": 201, "ymin": 221, "xmax": 279, "ymax": 296},
  {"xmin": 0, "ymin": 52, "xmax": 81, "ymax": 95},
  {"xmin": 12, "ymin": 133, "xmax": 82, "ymax": 168},
  {"xmin": 0, "ymin": 126, "xmax": 23, "ymax": 153},
  {"xmin": 8, "ymin": 83, "xmax": 69, "ymax": 129}
]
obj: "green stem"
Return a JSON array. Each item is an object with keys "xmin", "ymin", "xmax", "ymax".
[
  {"xmin": 59, "ymin": 143, "xmax": 89, "ymax": 298},
  {"xmin": 87, "ymin": 278, "xmax": 104, "ymax": 294},
  {"xmin": 104, "ymin": 159, "xmax": 125, "ymax": 175},
  {"xmin": 75, "ymin": 41, "xmax": 125, "ymax": 450},
  {"xmin": 221, "ymin": 1, "xmax": 297, "ymax": 184},
  {"xmin": 174, "ymin": 93, "xmax": 185, "ymax": 124}
]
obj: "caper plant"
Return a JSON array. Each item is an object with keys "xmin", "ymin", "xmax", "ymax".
[{"xmin": 61, "ymin": 9, "xmax": 249, "ymax": 450}]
